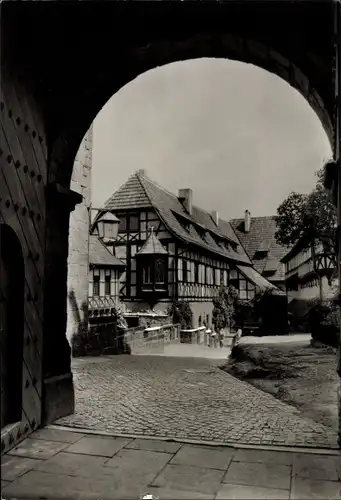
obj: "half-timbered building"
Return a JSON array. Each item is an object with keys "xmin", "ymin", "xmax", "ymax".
[
  {"xmin": 281, "ymin": 236, "xmax": 337, "ymax": 302},
  {"xmin": 96, "ymin": 170, "xmax": 284, "ymax": 328},
  {"xmin": 88, "ymin": 234, "xmax": 126, "ymax": 319},
  {"xmin": 231, "ymin": 211, "xmax": 290, "ymax": 291}
]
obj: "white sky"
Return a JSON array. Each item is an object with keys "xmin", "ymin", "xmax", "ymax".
[{"xmin": 91, "ymin": 58, "xmax": 332, "ymax": 220}]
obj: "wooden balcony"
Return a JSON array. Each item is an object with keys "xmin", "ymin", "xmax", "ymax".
[
  {"xmin": 88, "ymin": 295, "xmax": 120, "ymax": 318},
  {"xmin": 285, "ymin": 253, "xmax": 336, "ymax": 281}
]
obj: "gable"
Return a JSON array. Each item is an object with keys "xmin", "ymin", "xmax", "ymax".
[
  {"xmin": 103, "ymin": 173, "xmax": 152, "ymax": 211},
  {"xmin": 102, "ymin": 171, "xmax": 252, "ymax": 265},
  {"xmin": 230, "ymin": 216, "xmax": 289, "ymax": 280}
]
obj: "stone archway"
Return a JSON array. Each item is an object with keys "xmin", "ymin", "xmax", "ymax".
[
  {"xmin": 1, "ymin": 0, "xmax": 340, "ymax": 444},
  {"xmin": 48, "ymin": 31, "xmax": 334, "ymax": 189}
]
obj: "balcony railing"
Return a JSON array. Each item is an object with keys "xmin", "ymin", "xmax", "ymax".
[
  {"xmin": 285, "ymin": 253, "xmax": 336, "ymax": 280},
  {"xmin": 88, "ymin": 295, "xmax": 120, "ymax": 317}
]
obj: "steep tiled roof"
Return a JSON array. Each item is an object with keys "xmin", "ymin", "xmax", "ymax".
[
  {"xmin": 137, "ymin": 230, "xmax": 168, "ymax": 256},
  {"xmin": 103, "ymin": 173, "xmax": 152, "ymax": 210},
  {"xmin": 230, "ymin": 216, "xmax": 290, "ymax": 282},
  {"xmin": 237, "ymin": 265, "xmax": 285, "ymax": 295},
  {"xmin": 102, "ymin": 171, "xmax": 251, "ymax": 265},
  {"xmin": 89, "ymin": 235, "xmax": 125, "ymax": 267}
]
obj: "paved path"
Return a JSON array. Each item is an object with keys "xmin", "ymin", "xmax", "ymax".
[
  {"xmin": 2, "ymin": 427, "xmax": 340, "ymax": 499},
  {"xmin": 57, "ymin": 354, "xmax": 338, "ymax": 449},
  {"xmin": 140, "ymin": 343, "xmax": 232, "ymax": 359}
]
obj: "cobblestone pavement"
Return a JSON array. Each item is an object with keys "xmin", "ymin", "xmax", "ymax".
[{"xmin": 57, "ymin": 355, "xmax": 338, "ymax": 449}]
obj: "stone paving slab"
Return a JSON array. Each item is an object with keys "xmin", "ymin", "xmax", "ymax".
[
  {"xmin": 151, "ymin": 464, "xmax": 226, "ymax": 495},
  {"xmin": 64, "ymin": 435, "xmax": 132, "ymax": 457},
  {"xmin": 216, "ymin": 483, "xmax": 290, "ymax": 499},
  {"xmin": 8, "ymin": 437, "xmax": 70, "ymax": 459},
  {"xmin": 125, "ymin": 438, "xmax": 182, "ymax": 454},
  {"xmin": 222, "ymin": 461, "xmax": 291, "ymax": 490},
  {"xmin": 233, "ymin": 448, "xmax": 293, "ymax": 466},
  {"xmin": 170, "ymin": 444, "xmax": 234, "ymax": 470},
  {"xmin": 56, "ymin": 355, "xmax": 338, "ymax": 449},
  {"xmin": 2, "ymin": 431, "xmax": 340, "ymax": 500},
  {"xmin": 30, "ymin": 427, "xmax": 85, "ymax": 443},
  {"xmin": 291, "ymin": 476, "xmax": 341, "ymax": 499},
  {"xmin": 1, "ymin": 455, "xmax": 44, "ymax": 482}
]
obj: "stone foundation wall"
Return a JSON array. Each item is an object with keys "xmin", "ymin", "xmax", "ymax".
[{"xmin": 66, "ymin": 127, "xmax": 93, "ymax": 347}]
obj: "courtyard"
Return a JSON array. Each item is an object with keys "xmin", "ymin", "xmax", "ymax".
[{"xmin": 56, "ymin": 351, "xmax": 338, "ymax": 449}]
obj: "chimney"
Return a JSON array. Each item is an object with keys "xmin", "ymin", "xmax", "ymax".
[
  {"xmin": 138, "ymin": 169, "xmax": 146, "ymax": 177},
  {"xmin": 211, "ymin": 211, "xmax": 219, "ymax": 225},
  {"xmin": 244, "ymin": 210, "xmax": 251, "ymax": 233},
  {"xmin": 178, "ymin": 188, "xmax": 193, "ymax": 215}
]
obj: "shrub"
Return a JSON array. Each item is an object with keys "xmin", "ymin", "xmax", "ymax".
[
  {"xmin": 212, "ymin": 284, "xmax": 238, "ymax": 331},
  {"xmin": 307, "ymin": 298, "xmax": 340, "ymax": 348},
  {"xmin": 169, "ymin": 301, "xmax": 193, "ymax": 329}
]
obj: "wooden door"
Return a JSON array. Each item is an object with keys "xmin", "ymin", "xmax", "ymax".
[{"xmin": 0, "ymin": 224, "xmax": 24, "ymax": 429}]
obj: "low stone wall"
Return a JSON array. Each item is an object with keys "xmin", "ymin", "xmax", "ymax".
[
  {"xmin": 125, "ymin": 323, "xmax": 180, "ymax": 354},
  {"xmin": 74, "ymin": 322, "xmax": 181, "ymax": 357},
  {"xmin": 123, "ymin": 312, "xmax": 170, "ymax": 329},
  {"xmin": 180, "ymin": 326, "xmax": 207, "ymax": 345}
]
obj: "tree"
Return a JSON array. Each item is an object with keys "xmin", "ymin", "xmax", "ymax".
[
  {"xmin": 169, "ymin": 301, "xmax": 193, "ymax": 330},
  {"xmin": 275, "ymin": 168, "xmax": 337, "ymax": 253}
]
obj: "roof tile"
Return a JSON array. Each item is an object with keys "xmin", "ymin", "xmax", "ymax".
[
  {"xmin": 89, "ymin": 234, "xmax": 125, "ymax": 267},
  {"xmin": 230, "ymin": 216, "xmax": 291, "ymax": 282}
]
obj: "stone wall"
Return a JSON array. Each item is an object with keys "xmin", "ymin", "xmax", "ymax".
[{"xmin": 66, "ymin": 127, "xmax": 93, "ymax": 347}]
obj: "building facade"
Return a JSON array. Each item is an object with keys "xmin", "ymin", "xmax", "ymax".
[
  {"xmin": 88, "ymin": 234, "xmax": 125, "ymax": 321},
  {"xmin": 231, "ymin": 211, "xmax": 289, "ymax": 291},
  {"xmin": 281, "ymin": 237, "xmax": 337, "ymax": 304},
  {"xmin": 96, "ymin": 170, "xmax": 284, "ymax": 328}
]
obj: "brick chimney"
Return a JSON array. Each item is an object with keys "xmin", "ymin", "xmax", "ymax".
[
  {"xmin": 138, "ymin": 169, "xmax": 147, "ymax": 176},
  {"xmin": 178, "ymin": 188, "xmax": 193, "ymax": 215},
  {"xmin": 211, "ymin": 211, "xmax": 219, "ymax": 225},
  {"xmin": 244, "ymin": 210, "xmax": 251, "ymax": 233}
]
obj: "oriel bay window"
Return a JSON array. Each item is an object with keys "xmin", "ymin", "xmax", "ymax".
[
  {"xmin": 136, "ymin": 228, "xmax": 169, "ymax": 299},
  {"xmin": 139, "ymin": 256, "xmax": 168, "ymax": 293}
]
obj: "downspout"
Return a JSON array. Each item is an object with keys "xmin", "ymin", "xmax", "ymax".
[{"xmin": 333, "ymin": 0, "xmax": 341, "ymax": 449}]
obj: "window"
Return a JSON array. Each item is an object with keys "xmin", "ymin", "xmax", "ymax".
[
  {"xmin": 129, "ymin": 215, "xmax": 139, "ymax": 232},
  {"xmin": 183, "ymin": 260, "xmax": 188, "ymax": 283},
  {"xmin": 118, "ymin": 217, "xmax": 127, "ymax": 232},
  {"xmin": 93, "ymin": 275, "xmax": 100, "ymax": 296},
  {"xmin": 194, "ymin": 263, "xmax": 199, "ymax": 283},
  {"xmin": 105, "ymin": 270, "xmax": 111, "ymax": 295},
  {"xmin": 118, "ymin": 214, "xmax": 139, "ymax": 233},
  {"xmin": 140, "ymin": 257, "xmax": 168, "ymax": 294},
  {"xmin": 143, "ymin": 263, "xmax": 153, "ymax": 284},
  {"xmin": 155, "ymin": 259, "xmax": 165, "ymax": 284}
]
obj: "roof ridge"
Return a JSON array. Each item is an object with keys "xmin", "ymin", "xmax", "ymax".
[
  {"xmin": 101, "ymin": 172, "xmax": 137, "ymax": 209},
  {"xmin": 231, "ymin": 215, "xmax": 276, "ymax": 222},
  {"xmin": 134, "ymin": 171, "xmax": 154, "ymax": 206},
  {"xmin": 137, "ymin": 173, "xmax": 232, "ymax": 228},
  {"xmin": 137, "ymin": 171, "xmax": 179, "ymax": 200}
]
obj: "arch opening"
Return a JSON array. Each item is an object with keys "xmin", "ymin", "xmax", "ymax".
[
  {"xmin": 49, "ymin": 33, "xmax": 334, "ymax": 188},
  {"xmin": 57, "ymin": 37, "xmax": 338, "ymax": 450}
]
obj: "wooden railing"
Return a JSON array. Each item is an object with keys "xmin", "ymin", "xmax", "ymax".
[{"xmin": 88, "ymin": 295, "xmax": 120, "ymax": 317}]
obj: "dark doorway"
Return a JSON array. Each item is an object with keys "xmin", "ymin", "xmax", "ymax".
[{"xmin": 0, "ymin": 224, "xmax": 25, "ymax": 429}]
